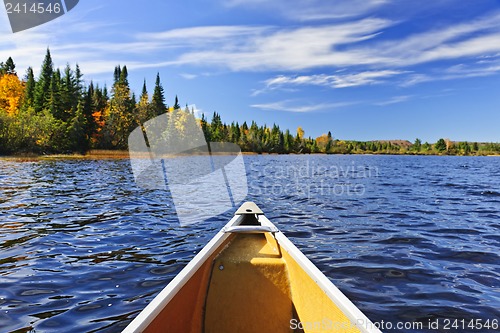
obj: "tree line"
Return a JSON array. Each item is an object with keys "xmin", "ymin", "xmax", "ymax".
[
  {"xmin": 0, "ymin": 50, "xmax": 499, "ymax": 156},
  {"xmin": 0, "ymin": 49, "xmax": 177, "ymax": 154}
]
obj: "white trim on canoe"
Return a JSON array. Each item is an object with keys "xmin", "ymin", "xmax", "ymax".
[
  {"xmin": 123, "ymin": 203, "xmax": 382, "ymax": 333},
  {"xmin": 259, "ymin": 214, "xmax": 382, "ymax": 333},
  {"xmin": 122, "ymin": 214, "xmax": 244, "ymax": 333}
]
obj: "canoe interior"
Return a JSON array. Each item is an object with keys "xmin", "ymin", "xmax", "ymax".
[{"xmin": 143, "ymin": 232, "xmax": 361, "ymax": 333}]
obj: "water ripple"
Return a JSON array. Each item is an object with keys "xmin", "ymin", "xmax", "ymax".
[{"xmin": 1, "ymin": 155, "xmax": 499, "ymax": 332}]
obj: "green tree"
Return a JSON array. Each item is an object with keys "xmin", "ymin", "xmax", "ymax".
[
  {"xmin": 23, "ymin": 67, "xmax": 35, "ymax": 107},
  {"xmin": 104, "ymin": 65, "xmax": 135, "ymax": 148},
  {"xmin": 82, "ymin": 82, "xmax": 97, "ymax": 143},
  {"xmin": 69, "ymin": 101, "xmax": 88, "ymax": 153},
  {"xmin": 434, "ymin": 138, "xmax": 446, "ymax": 152},
  {"xmin": 48, "ymin": 69, "xmax": 64, "ymax": 120},
  {"xmin": 0, "ymin": 57, "xmax": 16, "ymax": 76},
  {"xmin": 173, "ymin": 95, "xmax": 180, "ymax": 110},
  {"xmin": 137, "ymin": 79, "xmax": 151, "ymax": 124},
  {"xmin": 151, "ymin": 73, "xmax": 166, "ymax": 115},
  {"xmin": 34, "ymin": 49, "xmax": 54, "ymax": 112},
  {"xmin": 413, "ymin": 138, "xmax": 422, "ymax": 152},
  {"xmin": 210, "ymin": 112, "xmax": 223, "ymax": 142},
  {"xmin": 60, "ymin": 64, "xmax": 81, "ymax": 116}
]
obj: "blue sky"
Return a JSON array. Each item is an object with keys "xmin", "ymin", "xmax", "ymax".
[{"xmin": 1, "ymin": 0, "xmax": 500, "ymax": 142}]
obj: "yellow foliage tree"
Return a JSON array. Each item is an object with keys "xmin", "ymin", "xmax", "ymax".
[
  {"xmin": 0, "ymin": 74, "xmax": 24, "ymax": 116},
  {"xmin": 315, "ymin": 134, "xmax": 330, "ymax": 152},
  {"xmin": 296, "ymin": 126, "xmax": 304, "ymax": 140}
]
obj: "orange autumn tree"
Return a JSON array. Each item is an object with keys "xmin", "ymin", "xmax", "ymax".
[{"xmin": 0, "ymin": 73, "xmax": 24, "ymax": 116}]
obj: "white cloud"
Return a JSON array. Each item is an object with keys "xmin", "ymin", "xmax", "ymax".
[
  {"xmin": 375, "ymin": 95, "xmax": 412, "ymax": 106},
  {"xmin": 138, "ymin": 25, "xmax": 269, "ymax": 42},
  {"xmin": 180, "ymin": 73, "xmax": 198, "ymax": 80},
  {"xmin": 251, "ymin": 100, "xmax": 355, "ymax": 113},
  {"xmin": 365, "ymin": 11, "xmax": 500, "ymax": 67},
  {"xmin": 401, "ymin": 60, "xmax": 500, "ymax": 87},
  {"xmin": 3, "ymin": 3, "xmax": 500, "ymax": 91},
  {"xmin": 171, "ymin": 19, "xmax": 392, "ymax": 71},
  {"xmin": 262, "ymin": 70, "xmax": 405, "ymax": 91},
  {"xmin": 223, "ymin": 0, "xmax": 388, "ymax": 21}
]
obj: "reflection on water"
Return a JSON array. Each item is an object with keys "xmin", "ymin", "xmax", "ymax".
[{"xmin": 0, "ymin": 155, "xmax": 499, "ymax": 332}]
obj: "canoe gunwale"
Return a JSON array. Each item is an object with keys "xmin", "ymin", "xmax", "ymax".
[
  {"xmin": 122, "ymin": 202, "xmax": 382, "ymax": 333},
  {"xmin": 122, "ymin": 214, "xmax": 245, "ymax": 333},
  {"xmin": 258, "ymin": 214, "xmax": 382, "ymax": 333}
]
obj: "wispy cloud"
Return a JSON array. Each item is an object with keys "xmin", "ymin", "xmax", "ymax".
[
  {"xmin": 180, "ymin": 73, "xmax": 198, "ymax": 80},
  {"xmin": 4, "ymin": 3, "xmax": 500, "ymax": 90},
  {"xmin": 366, "ymin": 11, "xmax": 500, "ymax": 67},
  {"xmin": 401, "ymin": 60, "xmax": 500, "ymax": 87},
  {"xmin": 223, "ymin": 0, "xmax": 388, "ymax": 21},
  {"xmin": 375, "ymin": 95, "xmax": 412, "ymax": 106},
  {"xmin": 131, "ymin": 11, "xmax": 500, "ymax": 73},
  {"xmin": 260, "ymin": 70, "xmax": 405, "ymax": 93},
  {"xmin": 250, "ymin": 100, "xmax": 355, "ymax": 113}
]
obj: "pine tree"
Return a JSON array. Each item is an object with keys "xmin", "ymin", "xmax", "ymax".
[
  {"xmin": 173, "ymin": 95, "xmax": 180, "ymax": 110},
  {"xmin": 48, "ymin": 69, "xmax": 64, "ymax": 119},
  {"xmin": 211, "ymin": 112, "xmax": 223, "ymax": 141},
  {"xmin": 69, "ymin": 101, "xmax": 88, "ymax": 153},
  {"xmin": 151, "ymin": 73, "xmax": 166, "ymax": 115},
  {"xmin": 325, "ymin": 134, "xmax": 332, "ymax": 153},
  {"xmin": 34, "ymin": 48, "xmax": 54, "ymax": 112},
  {"xmin": 200, "ymin": 113, "xmax": 210, "ymax": 141},
  {"xmin": 105, "ymin": 65, "xmax": 135, "ymax": 148},
  {"xmin": 23, "ymin": 67, "xmax": 36, "ymax": 107},
  {"xmin": 137, "ymin": 79, "xmax": 151, "ymax": 124},
  {"xmin": 413, "ymin": 138, "xmax": 422, "ymax": 152},
  {"xmin": 113, "ymin": 66, "xmax": 121, "ymax": 84},
  {"xmin": 82, "ymin": 82, "xmax": 96, "ymax": 141},
  {"xmin": 75, "ymin": 64, "xmax": 83, "ymax": 94},
  {"xmin": 5, "ymin": 57, "xmax": 15, "ymax": 75},
  {"xmin": 119, "ymin": 65, "xmax": 129, "ymax": 86},
  {"xmin": 434, "ymin": 138, "xmax": 446, "ymax": 152}
]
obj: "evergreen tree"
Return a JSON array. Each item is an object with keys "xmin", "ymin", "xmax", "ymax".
[
  {"xmin": 151, "ymin": 73, "xmax": 166, "ymax": 115},
  {"xmin": 34, "ymin": 48, "xmax": 54, "ymax": 112},
  {"xmin": 69, "ymin": 101, "xmax": 88, "ymax": 153},
  {"xmin": 284, "ymin": 129, "xmax": 293, "ymax": 153},
  {"xmin": 48, "ymin": 69, "xmax": 64, "ymax": 120},
  {"xmin": 104, "ymin": 65, "xmax": 135, "ymax": 148},
  {"xmin": 23, "ymin": 67, "xmax": 36, "ymax": 107},
  {"xmin": 75, "ymin": 64, "xmax": 83, "ymax": 94},
  {"xmin": 173, "ymin": 95, "xmax": 180, "ymax": 110},
  {"xmin": 200, "ymin": 113, "xmax": 210, "ymax": 141},
  {"xmin": 119, "ymin": 65, "xmax": 129, "ymax": 86},
  {"xmin": 137, "ymin": 79, "xmax": 151, "ymax": 123},
  {"xmin": 434, "ymin": 138, "xmax": 446, "ymax": 152},
  {"xmin": 82, "ymin": 82, "xmax": 96, "ymax": 141},
  {"xmin": 4, "ymin": 57, "xmax": 15, "ymax": 75},
  {"xmin": 113, "ymin": 66, "xmax": 121, "ymax": 84},
  {"xmin": 413, "ymin": 138, "xmax": 422, "ymax": 152},
  {"xmin": 210, "ymin": 112, "xmax": 223, "ymax": 141}
]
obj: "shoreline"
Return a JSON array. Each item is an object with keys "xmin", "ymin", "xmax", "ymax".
[{"xmin": 1, "ymin": 149, "xmax": 499, "ymax": 161}]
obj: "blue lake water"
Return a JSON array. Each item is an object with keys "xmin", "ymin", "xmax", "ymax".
[{"xmin": 0, "ymin": 155, "xmax": 499, "ymax": 332}]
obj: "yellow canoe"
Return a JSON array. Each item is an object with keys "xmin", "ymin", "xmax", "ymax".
[{"xmin": 123, "ymin": 202, "xmax": 381, "ymax": 333}]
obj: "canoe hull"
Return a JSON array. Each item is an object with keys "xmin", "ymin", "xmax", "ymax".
[{"xmin": 123, "ymin": 203, "xmax": 381, "ymax": 333}]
